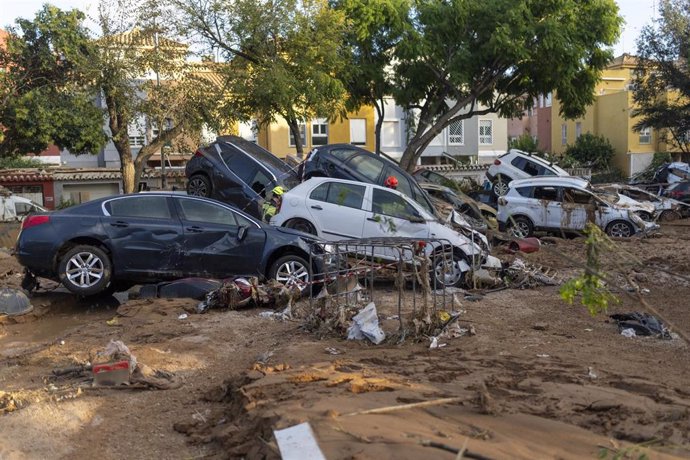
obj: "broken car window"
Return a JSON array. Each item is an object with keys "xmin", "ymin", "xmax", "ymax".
[
  {"xmin": 107, "ymin": 196, "xmax": 171, "ymax": 219},
  {"xmin": 563, "ymin": 188, "xmax": 593, "ymax": 205},
  {"xmin": 533, "ymin": 186, "xmax": 560, "ymax": 201}
]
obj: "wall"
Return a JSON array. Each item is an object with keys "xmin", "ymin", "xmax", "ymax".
[
  {"xmin": 54, "ymin": 182, "xmax": 121, "ymax": 206},
  {"xmin": 596, "ymin": 91, "xmax": 632, "ymax": 175}
]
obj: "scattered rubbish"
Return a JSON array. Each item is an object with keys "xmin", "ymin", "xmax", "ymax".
[
  {"xmin": 59, "ymin": 340, "xmax": 65, "ymax": 346},
  {"xmin": 621, "ymin": 328, "xmax": 636, "ymax": 338},
  {"xmin": 259, "ymin": 311, "xmax": 275, "ymax": 318},
  {"xmin": 178, "ymin": 313, "xmax": 188, "ymax": 320},
  {"xmin": 197, "ymin": 277, "xmax": 301, "ymax": 314},
  {"xmin": 464, "ymin": 294, "xmax": 483, "ymax": 302},
  {"xmin": 258, "ymin": 305, "xmax": 293, "ymax": 320},
  {"xmin": 0, "ymin": 391, "xmax": 25, "ymax": 414},
  {"xmin": 106, "ymin": 317, "xmax": 120, "ymax": 327},
  {"xmin": 506, "ymin": 259, "xmax": 563, "ymax": 288},
  {"xmin": 93, "ymin": 361, "xmax": 131, "ymax": 386},
  {"xmin": 585, "ymin": 328, "xmax": 593, "ymax": 332},
  {"xmin": 536, "ymin": 354, "xmax": 550, "ymax": 358},
  {"xmin": 429, "ymin": 336, "xmax": 447, "ymax": 349},
  {"xmin": 347, "ymin": 303, "xmax": 386, "ymax": 345},
  {"xmin": 0, "ymin": 288, "xmax": 33, "ymax": 316},
  {"xmin": 641, "ymin": 288, "xmax": 650, "ymax": 294},
  {"xmin": 385, "ymin": 315, "xmax": 400, "ymax": 321},
  {"xmin": 508, "ymin": 237, "xmax": 541, "ymax": 254},
  {"xmin": 610, "ymin": 312, "xmax": 672, "ymax": 339},
  {"xmin": 588, "ymin": 367, "xmax": 598, "ymax": 379},
  {"xmin": 324, "ymin": 347, "xmax": 342, "ymax": 355},
  {"xmin": 274, "ymin": 422, "xmax": 326, "ymax": 460},
  {"xmin": 472, "ymin": 268, "xmax": 502, "ymax": 288},
  {"xmin": 138, "ymin": 278, "xmax": 223, "ymax": 300}
]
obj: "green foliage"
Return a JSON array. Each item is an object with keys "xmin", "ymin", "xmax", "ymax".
[
  {"xmin": 56, "ymin": 198, "xmax": 76, "ymax": 209},
  {"xmin": 633, "ymin": 1, "xmax": 690, "ymax": 154},
  {"xmin": 176, "ymin": 0, "xmax": 349, "ymax": 156},
  {"xmin": 0, "ymin": 156, "xmax": 44, "ymax": 169},
  {"xmin": 509, "ymin": 134, "xmax": 540, "ymax": 154},
  {"xmin": 564, "ymin": 133, "xmax": 616, "ymax": 171},
  {"xmin": 590, "ymin": 168, "xmax": 625, "ymax": 184},
  {"xmin": 0, "ymin": 5, "xmax": 106, "ymax": 156},
  {"xmin": 393, "ymin": 0, "xmax": 622, "ymax": 171},
  {"xmin": 334, "ymin": 0, "xmax": 410, "ymax": 153},
  {"xmin": 560, "ymin": 224, "xmax": 619, "ymax": 316}
]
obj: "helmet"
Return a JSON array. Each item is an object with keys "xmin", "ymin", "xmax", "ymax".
[
  {"xmin": 271, "ymin": 186, "xmax": 285, "ymax": 196},
  {"xmin": 384, "ymin": 176, "xmax": 399, "ymax": 189}
]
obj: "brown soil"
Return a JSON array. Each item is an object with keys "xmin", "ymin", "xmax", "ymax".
[{"xmin": 1, "ymin": 222, "xmax": 690, "ymax": 459}]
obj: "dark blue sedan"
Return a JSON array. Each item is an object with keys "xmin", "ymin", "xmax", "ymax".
[{"xmin": 15, "ymin": 193, "xmax": 325, "ymax": 296}]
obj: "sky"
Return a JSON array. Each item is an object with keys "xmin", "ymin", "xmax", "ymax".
[{"xmin": 2, "ymin": 0, "xmax": 659, "ymax": 57}]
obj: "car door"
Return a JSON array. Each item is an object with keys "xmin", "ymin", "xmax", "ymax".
[
  {"xmin": 531, "ymin": 185, "xmax": 562, "ymax": 230},
  {"xmin": 214, "ymin": 146, "xmax": 262, "ymax": 214},
  {"xmin": 561, "ymin": 187, "xmax": 596, "ymax": 230},
  {"xmin": 101, "ymin": 195, "xmax": 184, "ymax": 277},
  {"xmin": 363, "ymin": 188, "xmax": 430, "ymax": 239},
  {"xmin": 305, "ymin": 181, "xmax": 367, "ymax": 240},
  {"xmin": 174, "ymin": 197, "xmax": 267, "ymax": 278}
]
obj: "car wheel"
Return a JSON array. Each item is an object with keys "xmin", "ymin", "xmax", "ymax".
[
  {"xmin": 508, "ymin": 216, "xmax": 533, "ymax": 238},
  {"xmin": 606, "ymin": 220, "xmax": 634, "ymax": 238},
  {"xmin": 492, "ymin": 176, "xmax": 510, "ymax": 197},
  {"xmin": 285, "ymin": 219, "xmax": 317, "ymax": 235},
  {"xmin": 660, "ymin": 209, "xmax": 680, "ymax": 222},
  {"xmin": 431, "ymin": 251, "xmax": 467, "ymax": 288},
  {"xmin": 187, "ymin": 174, "xmax": 211, "ymax": 197},
  {"xmin": 58, "ymin": 245, "xmax": 112, "ymax": 296},
  {"xmin": 269, "ymin": 255, "xmax": 313, "ymax": 292}
]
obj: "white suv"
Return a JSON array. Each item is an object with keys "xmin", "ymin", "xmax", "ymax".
[
  {"xmin": 271, "ymin": 177, "xmax": 501, "ymax": 287},
  {"xmin": 487, "ymin": 149, "xmax": 569, "ymax": 196},
  {"xmin": 497, "ymin": 177, "xmax": 659, "ymax": 238}
]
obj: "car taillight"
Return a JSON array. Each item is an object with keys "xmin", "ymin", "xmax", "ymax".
[
  {"xmin": 22, "ymin": 215, "xmax": 50, "ymax": 230},
  {"xmin": 493, "ymin": 159, "xmax": 501, "ymax": 165}
]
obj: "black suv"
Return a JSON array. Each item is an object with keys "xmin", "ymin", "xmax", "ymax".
[
  {"xmin": 299, "ymin": 144, "xmax": 437, "ymax": 217},
  {"xmin": 186, "ymin": 136, "xmax": 300, "ymax": 219}
]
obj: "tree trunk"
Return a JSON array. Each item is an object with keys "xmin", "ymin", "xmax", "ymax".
[
  {"xmin": 374, "ymin": 98, "xmax": 384, "ymax": 155},
  {"xmin": 286, "ymin": 116, "xmax": 304, "ymax": 159}
]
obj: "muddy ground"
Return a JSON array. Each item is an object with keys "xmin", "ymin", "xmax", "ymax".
[{"xmin": 1, "ymin": 222, "xmax": 690, "ymax": 459}]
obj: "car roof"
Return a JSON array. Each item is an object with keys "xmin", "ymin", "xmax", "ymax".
[
  {"xmin": 296, "ymin": 176, "xmax": 421, "ymax": 201},
  {"xmin": 314, "ymin": 144, "xmax": 400, "ymax": 166},
  {"xmin": 502, "ymin": 149, "xmax": 569, "ymax": 173},
  {"xmin": 419, "ymin": 182, "xmax": 453, "ymax": 193},
  {"xmin": 509, "ymin": 176, "xmax": 590, "ymax": 188}
]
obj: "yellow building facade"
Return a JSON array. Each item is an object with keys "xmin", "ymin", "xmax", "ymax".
[
  {"xmin": 256, "ymin": 106, "xmax": 376, "ymax": 159},
  {"xmin": 551, "ymin": 55, "xmax": 658, "ymax": 176}
]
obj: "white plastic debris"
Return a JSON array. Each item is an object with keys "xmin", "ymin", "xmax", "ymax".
[
  {"xmin": 621, "ymin": 328, "xmax": 636, "ymax": 338},
  {"xmin": 274, "ymin": 422, "xmax": 326, "ymax": 460},
  {"xmin": 178, "ymin": 313, "xmax": 188, "ymax": 320},
  {"xmin": 536, "ymin": 354, "xmax": 550, "ymax": 358},
  {"xmin": 347, "ymin": 302, "xmax": 386, "ymax": 345},
  {"xmin": 429, "ymin": 337, "xmax": 447, "ymax": 349},
  {"xmin": 587, "ymin": 366, "xmax": 598, "ymax": 379}
]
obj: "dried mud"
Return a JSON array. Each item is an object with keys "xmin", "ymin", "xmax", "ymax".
[{"xmin": 0, "ymin": 222, "xmax": 689, "ymax": 459}]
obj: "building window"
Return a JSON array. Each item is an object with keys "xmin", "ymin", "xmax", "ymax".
[
  {"xmin": 479, "ymin": 120, "xmax": 493, "ymax": 145},
  {"xmin": 311, "ymin": 118, "xmax": 328, "ymax": 146},
  {"xmin": 561, "ymin": 124, "xmax": 567, "ymax": 146},
  {"xmin": 575, "ymin": 122, "xmax": 582, "ymax": 139},
  {"xmin": 349, "ymin": 119, "xmax": 366, "ymax": 145},
  {"xmin": 129, "ymin": 136, "xmax": 145, "ymax": 147},
  {"xmin": 288, "ymin": 123, "xmax": 307, "ymax": 147},
  {"xmin": 382, "ymin": 120, "xmax": 400, "ymax": 148},
  {"xmin": 639, "ymin": 127, "xmax": 651, "ymax": 144},
  {"xmin": 544, "ymin": 93, "xmax": 552, "ymax": 107},
  {"xmin": 448, "ymin": 119, "xmax": 464, "ymax": 145}
]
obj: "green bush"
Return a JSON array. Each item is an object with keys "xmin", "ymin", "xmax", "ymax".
[
  {"xmin": 564, "ymin": 133, "xmax": 615, "ymax": 171},
  {"xmin": 0, "ymin": 156, "xmax": 44, "ymax": 169},
  {"xmin": 509, "ymin": 134, "xmax": 540, "ymax": 153}
]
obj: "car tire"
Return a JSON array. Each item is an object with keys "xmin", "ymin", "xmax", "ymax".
[
  {"xmin": 58, "ymin": 245, "xmax": 112, "ymax": 296},
  {"xmin": 187, "ymin": 174, "xmax": 212, "ymax": 197},
  {"xmin": 660, "ymin": 209, "xmax": 680, "ymax": 222},
  {"xmin": 268, "ymin": 254, "xmax": 315, "ymax": 294},
  {"xmin": 285, "ymin": 219, "xmax": 317, "ymax": 235},
  {"xmin": 492, "ymin": 175, "xmax": 511, "ymax": 197},
  {"xmin": 430, "ymin": 250, "xmax": 468, "ymax": 289},
  {"xmin": 508, "ymin": 216, "xmax": 533, "ymax": 238},
  {"xmin": 606, "ymin": 220, "xmax": 634, "ymax": 238}
]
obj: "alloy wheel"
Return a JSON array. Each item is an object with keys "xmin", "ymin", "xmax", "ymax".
[
  {"xmin": 188, "ymin": 178, "xmax": 208, "ymax": 196},
  {"xmin": 65, "ymin": 252, "xmax": 105, "ymax": 288},
  {"xmin": 275, "ymin": 260, "xmax": 310, "ymax": 288},
  {"xmin": 609, "ymin": 222, "xmax": 632, "ymax": 238},
  {"xmin": 433, "ymin": 257, "xmax": 463, "ymax": 287}
]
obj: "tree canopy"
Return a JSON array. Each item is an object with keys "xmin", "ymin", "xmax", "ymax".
[
  {"xmin": 633, "ymin": 0, "xmax": 690, "ymax": 154},
  {"xmin": 175, "ymin": 0, "xmax": 349, "ymax": 157},
  {"xmin": 0, "ymin": 5, "xmax": 105, "ymax": 156},
  {"xmin": 390, "ymin": 0, "xmax": 622, "ymax": 171}
]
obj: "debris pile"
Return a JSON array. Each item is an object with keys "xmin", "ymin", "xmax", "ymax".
[{"xmin": 197, "ymin": 277, "xmax": 301, "ymax": 314}]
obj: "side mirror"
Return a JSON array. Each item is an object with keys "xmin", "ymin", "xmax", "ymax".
[
  {"xmin": 408, "ymin": 215, "xmax": 425, "ymax": 224},
  {"xmin": 237, "ymin": 225, "xmax": 248, "ymax": 241}
]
